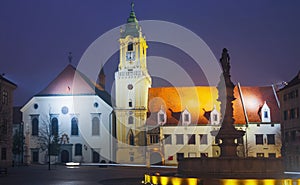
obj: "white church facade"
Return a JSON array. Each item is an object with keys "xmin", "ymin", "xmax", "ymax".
[{"xmin": 21, "ymin": 65, "xmax": 114, "ymax": 164}]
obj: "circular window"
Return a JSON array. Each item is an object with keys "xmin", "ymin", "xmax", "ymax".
[
  {"xmin": 127, "ymin": 84, "xmax": 133, "ymax": 90},
  {"xmin": 61, "ymin": 106, "xmax": 69, "ymax": 114},
  {"xmin": 94, "ymin": 102, "xmax": 99, "ymax": 108},
  {"xmin": 33, "ymin": 103, "xmax": 38, "ymax": 109}
]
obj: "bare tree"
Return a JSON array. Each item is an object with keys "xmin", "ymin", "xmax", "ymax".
[{"xmin": 37, "ymin": 115, "xmax": 62, "ymax": 170}]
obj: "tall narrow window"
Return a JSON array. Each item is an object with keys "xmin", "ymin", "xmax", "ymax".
[
  {"xmin": 92, "ymin": 117, "xmax": 100, "ymax": 136},
  {"xmin": 164, "ymin": 134, "xmax": 172, "ymax": 144},
  {"xmin": 255, "ymin": 134, "xmax": 263, "ymax": 145},
  {"xmin": 128, "ymin": 130, "xmax": 134, "ymax": 146},
  {"xmin": 75, "ymin": 143, "xmax": 82, "ymax": 156},
  {"xmin": 1, "ymin": 119, "xmax": 7, "ymax": 135},
  {"xmin": 1, "ymin": 148, "xmax": 7, "ymax": 160},
  {"xmin": 128, "ymin": 116, "xmax": 134, "ymax": 124},
  {"xmin": 51, "ymin": 117, "xmax": 58, "ymax": 136},
  {"xmin": 32, "ymin": 117, "xmax": 39, "ymax": 136},
  {"xmin": 128, "ymin": 42, "xmax": 133, "ymax": 51},
  {"xmin": 267, "ymin": 134, "xmax": 275, "ymax": 145},
  {"xmin": 2, "ymin": 90, "xmax": 8, "ymax": 105},
  {"xmin": 200, "ymin": 134, "xmax": 208, "ymax": 145},
  {"xmin": 176, "ymin": 134, "xmax": 184, "ymax": 145},
  {"xmin": 188, "ymin": 134, "xmax": 195, "ymax": 145},
  {"xmin": 71, "ymin": 117, "xmax": 79, "ymax": 136}
]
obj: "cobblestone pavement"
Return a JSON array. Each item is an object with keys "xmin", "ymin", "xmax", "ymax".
[{"xmin": 0, "ymin": 164, "xmax": 176, "ymax": 185}]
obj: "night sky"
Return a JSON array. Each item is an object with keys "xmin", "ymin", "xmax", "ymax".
[{"xmin": 0, "ymin": 0, "xmax": 299, "ymax": 106}]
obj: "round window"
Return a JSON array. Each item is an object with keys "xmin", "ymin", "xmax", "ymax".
[
  {"xmin": 61, "ymin": 106, "xmax": 69, "ymax": 114},
  {"xmin": 127, "ymin": 84, "xmax": 133, "ymax": 90},
  {"xmin": 94, "ymin": 102, "xmax": 99, "ymax": 108},
  {"xmin": 33, "ymin": 103, "xmax": 38, "ymax": 109}
]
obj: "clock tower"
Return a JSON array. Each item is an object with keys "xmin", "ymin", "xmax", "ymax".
[{"xmin": 114, "ymin": 3, "xmax": 152, "ymax": 164}]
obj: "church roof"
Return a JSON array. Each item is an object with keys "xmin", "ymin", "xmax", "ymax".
[
  {"xmin": 147, "ymin": 85, "xmax": 280, "ymax": 125},
  {"xmin": 36, "ymin": 64, "xmax": 111, "ymax": 106}
]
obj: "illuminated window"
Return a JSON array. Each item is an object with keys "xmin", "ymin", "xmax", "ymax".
[
  {"xmin": 267, "ymin": 134, "xmax": 275, "ymax": 145},
  {"xmin": 176, "ymin": 134, "xmax": 184, "ymax": 145},
  {"xmin": 255, "ymin": 134, "xmax": 263, "ymax": 145},
  {"xmin": 188, "ymin": 134, "xmax": 195, "ymax": 145},
  {"xmin": 164, "ymin": 134, "xmax": 171, "ymax": 144},
  {"xmin": 257, "ymin": 153, "xmax": 264, "ymax": 158},
  {"xmin": 71, "ymin": 117, "xmax": 79, "ymax": 136},
  {"xmin": 32, "ymin": 117, "xmax": 39, "ymax": 136},
  {"xmin": 75, "ymin": 143, "xmax": 82, "ymax": 156},
  {"xmin": 128, "ymin": 42, "xmax": 133, "ymax": 51},
  {"xmin": 51, "ymin": 117, "xmax": 58, "ymax": 136},
  {"xmin": 200, "ymin": 134, "xmax": 208, "ymax": 145},
  {"xmin": 92, "ymin": 117, "xmax": 100, "ymax": 136}
]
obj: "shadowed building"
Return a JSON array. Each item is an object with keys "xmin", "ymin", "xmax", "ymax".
[
  {"xmin": 278, "ymin": 71, "xmax": 300, "ymax": 171},
  {"xmin": 0, "ymin": 74, "xmax": 17, "ymax": 170}
]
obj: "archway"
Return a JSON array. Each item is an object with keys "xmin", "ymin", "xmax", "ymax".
[
  {"xmin": 150, "ymin": 152, "xmax": 163, "ymax": 165},
  {"xmin": 61, "ymin": 150, "xmax": 69, "ymax": 163}
]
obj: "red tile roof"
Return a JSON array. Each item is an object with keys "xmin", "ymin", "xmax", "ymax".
[{"xmin": 147, "ymin": 85, "xmax": 280, "ymax": 125}]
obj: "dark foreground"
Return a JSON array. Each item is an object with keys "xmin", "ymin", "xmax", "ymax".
[{"xmin": 0, "ymin": 164, "xmax": 176, "ymax": 185}]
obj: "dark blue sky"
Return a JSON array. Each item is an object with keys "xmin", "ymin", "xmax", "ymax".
[{"xmin": 0, "ymin": 0, "xmax": 299, "ymax": 106}]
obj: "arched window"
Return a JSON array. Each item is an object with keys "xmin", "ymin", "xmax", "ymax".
[
  {"xmin": 92, "ymin": 117, "xmax": 100, "ymax": 136},
  {"xmin": 128, "ymin": 130, "xmax": 134, "ymax": 146},
  {"xmin": 71, "ymin": 117, "xmax": 79, "ymax": 136},
  {"xmin": 128, "ymin": 116, "xmax": 134, "ymax": 124},
  {"xmin": 51, "ymin": 117, "xmax": 58, "ymax": 136},
  {"xmin": 75, "ymin": 143, "xmax": 82, "ymax": 156},
  {"xmin": 128, "ymin": 42, "xmax": 133, "ymax": 51},
  {"xmin": 32, "ymin": 118, "xmax": 39, "ymax": 136}
]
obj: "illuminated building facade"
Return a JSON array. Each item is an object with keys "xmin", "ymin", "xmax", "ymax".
[
  {"xmin": 21, "ymin": 65, "xmax": 114, "ymax": 164},
  {"xmin": 278, "ymin": 71, "xmax": 300, "ymax": 171},
  {"xmin": 114, "ymin": 5, "xmax": 282, "ymax": 165},
  {"xmin": 147, "ymin": 86, "xmax": 281, "ymax": 165},
  {"xmin": 0, "ymin": 75, "xmax": 17, "ymax": 169},
  {"xmin": 114, "ymin": 4, "xmax": 151, "ymax": 164}
]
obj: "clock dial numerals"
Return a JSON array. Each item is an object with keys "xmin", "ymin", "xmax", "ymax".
[{"xmin": 126, "ymin": 51, "xmax": 135, "ymax": 61}]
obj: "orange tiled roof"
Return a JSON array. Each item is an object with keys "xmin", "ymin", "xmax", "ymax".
[{"xmin": 147, "ymin": 85, "xmax": 280, "ymax": 125}]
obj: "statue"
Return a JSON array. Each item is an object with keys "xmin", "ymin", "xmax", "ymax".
[{"xmin": 220, "ymin": 48, "xmax": 231, "ymax": 75}]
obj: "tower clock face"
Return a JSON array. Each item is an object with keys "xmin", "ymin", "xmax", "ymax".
[{"xmin": 126, "ymin": 51, "xmax": 135, "ymax": 61}]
